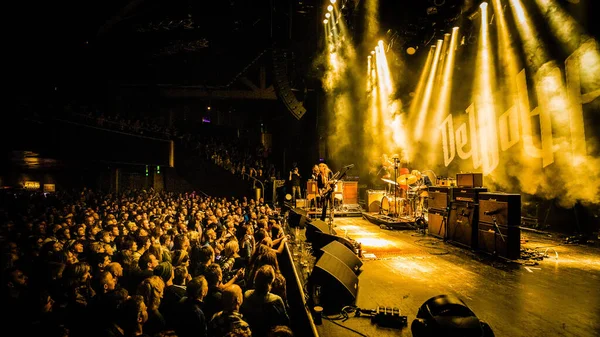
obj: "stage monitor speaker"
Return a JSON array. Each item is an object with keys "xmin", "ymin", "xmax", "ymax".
[
  {"xmin": 411, "ymin": 294, "xmax": 495, "ymax": 337},
  {"xmin": 308, "ymin": 252, "xmax": 359, "ymax": 314},
  {"xmin": 288, "ymin": 208, "xmax": 309, "ymax": 228},
  {"xmin": 306, "ymin": 219, "xmax": 336, "ymax": 240},
  {"xmin": 456, "ymin": 173, "xmax": 484, "ymax": 188},
  {"xmin": 447, "ymin": 201, "xmax": 478, "ymax": 249},
  {"xmin": 427, "ymin": 209, "xmax": 447, "ymax": 239},
  {"xmin": 320, "ymin": 240, "xmax": 363, "ymax": 274},
  {"xmin": 478, "ymin": 192, "xmax": 521, "ymax": 227},
  {"xmin": 478, "ymin": 223, "xmax": 521, "ymax": 260}
]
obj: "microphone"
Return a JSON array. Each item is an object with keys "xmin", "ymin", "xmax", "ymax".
[
  {"xmin": 343, "ymin": 164, "xmax": 355, "ymax": 169},
  {"xmin": 484, "ymin": 208, "xmax": 504, "ymax": 216}
]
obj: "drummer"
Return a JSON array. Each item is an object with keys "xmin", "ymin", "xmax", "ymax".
[
  {"xmin": 410, "ymin": 170, "xmax": 433, "ymax": 189},
  {"xmin": 410, "ymin": 170, "xmax": 433, "ymax": 216}
]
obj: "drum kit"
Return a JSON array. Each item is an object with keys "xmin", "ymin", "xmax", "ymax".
[
  {"xmin": 377, "ymin": 157, "xmax": 430, "ymax": 219},
  {"xmin": 379, "ymin": 172, "xmax": 426, "ymax": 218}
]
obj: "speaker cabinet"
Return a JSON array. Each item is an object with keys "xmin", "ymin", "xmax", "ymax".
[
  {"xmin": 456, "ymin": 173, "xmax": 484, "ymax": 188},
  {"xmin": 447, "ymin": 202, "xmax": 478, "ymax": 249},
  {"xmin": 427, "ymin": 186, "xmax": 453, "ymax": 211},
  {"xmin": 306, "ymin": 220, "xmax": 357, "ymax": 253},
  {"xmin": 294, "ymin": 199, "xmax": 307, "ymax": 208},
  {"xmin": 477, "ymin": 223, "xmax": 521, "ymax": 260},
  {"xmin": 308, "ymin": 252, "xmax": 359, "ymax": 314},
  {"xmin": 273, "ymin": 49, "xmax": 306, "ymax": 120},
  {"xmin": 306, "ymin": 219, "xmax": 335, "ymax": 239},
  {"xmin": 478, "ymin": 192, "xmax": 521, "ymax": 227},
  {"xmin": 427, "ymin": 209, "xmax": 447, "ymax": 239},
  {"xmin": 320, "ymin": 240, "xmax": 363, "ymax": 274},
  {"xmin": 453, "ymin": 187, "xmax": 488, "ymax": 202},
  {"xmin": 288, "ymin": 208, "xmax": 309, "ymax": 228},
  {"xmin": 342, "ymin": 181, "xmax": 358, "ymax": 204}
]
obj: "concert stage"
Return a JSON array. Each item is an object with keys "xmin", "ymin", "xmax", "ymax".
[{"xmin": 287, "ymin": 217, "xmax": 600, "ymax": 337}]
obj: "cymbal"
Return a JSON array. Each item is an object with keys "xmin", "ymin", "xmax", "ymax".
[
  {"xmin": 381, "ymin": 178, "xmax": 398, "ymax": 186},
  {"xmin": 397, "ymin": 174, "xmax": 417, "ymax": 185}
]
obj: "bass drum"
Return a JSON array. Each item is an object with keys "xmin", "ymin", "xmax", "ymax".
[{"xmin": 381, "ymin": 195, "xmax": 403, "ymax": 216}]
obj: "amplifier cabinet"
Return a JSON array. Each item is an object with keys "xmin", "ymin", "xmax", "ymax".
[
  {"xmin": 427, "ymin": 209, "xmax": 447, "ymax": 239},
  {"xmin": 478, "ymin": 192, "xmax": 521, "ymax": 227},
  {"xmin": 456, "ymin": 173, "xmax": 484, "ymax": 188},
  {"xmin": 427, "ymin": 186, "xmax": 453, "ymax": 211},
  {"xmin": 477, "ymin": 223, "xmax": 520, "ymax": 260},
  {"xmin": 447, "ymin": 201, "xmax": 479, "ymax": 249},
  {"xmin": 453, "ymin": 187, "xmax": 488, "ymax": 202},
  {"xmin": 342, "ymin": 181, "xmax": 358, "ymax": 205}
]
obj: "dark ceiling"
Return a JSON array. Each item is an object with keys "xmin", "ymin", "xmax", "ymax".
[{"xmin": 7, "ymin": 0, "xmax": 597, "ymax": 97}]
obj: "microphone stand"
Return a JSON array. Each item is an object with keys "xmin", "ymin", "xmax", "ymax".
[
  {"xmin": 326, "ymin": 165, "xmax": 353, "ymax": 232},
  {"xmin": 393, "ymin": 158, "xmax": 400, "ymax": 219}
]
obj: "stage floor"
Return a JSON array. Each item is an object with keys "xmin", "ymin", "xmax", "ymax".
[{"xmin": 316, "ymin": 217, "xmax": 600, "ymax": 337}]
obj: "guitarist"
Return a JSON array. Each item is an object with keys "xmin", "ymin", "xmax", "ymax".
[{"xmin": 318, "ymin": 163, "xmax": 336, "ymax": 221}]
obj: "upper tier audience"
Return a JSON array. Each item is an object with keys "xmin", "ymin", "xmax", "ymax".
[{"xmin": 0, "ymin": 188, "xmax": 291, "ymax": 337}]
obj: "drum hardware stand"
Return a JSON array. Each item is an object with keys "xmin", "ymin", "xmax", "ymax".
[{"xmin": 392, "ymin": 157, "xmax": 400, "ymax": 219}]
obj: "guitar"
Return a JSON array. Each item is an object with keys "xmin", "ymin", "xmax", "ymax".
[{"xmin": 319, "ymin": 171, "xmax": 344, "ymax": 198}]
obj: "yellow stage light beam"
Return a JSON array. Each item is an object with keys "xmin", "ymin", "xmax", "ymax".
[
  {"xmin": 509, "ymin": 0, "xmax": 576, "ymax": 157},
  {"xmin": 414, "ymin": 39, "xmax": 444, "ymax": 141},
  {"xmin": 508, "ymin": 0, "xmax": 549, "ymax": 69},
  {"xmin": 492, "ymin": 0, "xmax": 521, "ymax": 99},
  {"xmin": 409, "ymin": 45, "xmax": 436, "ymax": 119},
  {"xmin": 533, "ymin": 0, "xmax": 599, "ymax": 158},
  {"xmin": 474, "ymin": 2, "xmax": 499, "ymax": 174},
  {"xmin": 430, "ymin": 27, "xmax": 460, "ymax": 159},
  {"xmin": 376, "ymin": 40, "xmax": 393, "ymax": 95},
  {"xmin": 533, "ymin": 0, "xmax": 593, "ymax": 54},
  {"xmin": 365, "ymin": 0, "xmax": 380, "ymax": 42},
  {"xmin": 434, "ymin": 33, "xmax": 451, "ymax": 94}
]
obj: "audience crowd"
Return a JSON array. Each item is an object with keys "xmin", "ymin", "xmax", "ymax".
[{"xmin": 0, "ymin": 188, "xmax": 295, "ymax": 337}]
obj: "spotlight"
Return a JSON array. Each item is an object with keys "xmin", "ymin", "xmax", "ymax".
[
  {"xmin": 323, "ymin": 19, "xmax": 329, "ymax": 24},
  {"xmin": 480, "ymin": 2, "xmax": 488, "ymax": 9},
  {"xmin": 330, "ymin": 0, "xmax": 337, "ymax": 3},
  {"xmin": 327, "ymin": 5, "xmax": 333, "ymax": 12},
  {"xmin": 207, "ymin": 106, "xmax": 211, "ymax": 111},
  {"xmin": 371, "ymin": 50, "xmax": 375, "ymax": 55},
  {"xmin": 325, "ymin": 13, "xmax": 331, "ymax": 18},
  {"xmin": 406, "ymin": 46, "xmax": 417, "ymax": 55}
]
